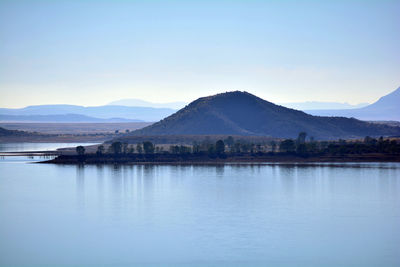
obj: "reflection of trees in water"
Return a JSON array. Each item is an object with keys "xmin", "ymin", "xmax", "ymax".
[
  {"xmin": 112, "ymin": 163, "xmax": 122, "ymax": 174},
  {"xmin": 215, "ymin": 165, "xmax": 225, "ymax": 176},
  {"xmin": 274, "ymin": 164, "xmax": 297, "ymax": 198},
  {"xmin": 99, "ymin": 164, "xmax": 159, "ymax": 207},
  {"xmin": 75, "ymin": 164, "xmax": 85, "ymax": 209},
  {"xmin": 95, "ymin": 164, "xmax": 104, "ymax": 174},
  {"xmin": 95, "ymin": 164, "xmax": 105, "ymax": 205},
  {"xmin": 143, "ymin": 164, "xmax": 156, "ymax": 176},
  {"xmin": 110, "ymin": 164, "xmax": 124, "ymax": 199}
]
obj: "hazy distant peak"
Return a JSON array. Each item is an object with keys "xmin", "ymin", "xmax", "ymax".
[
  {"xmin": 305, "ymin": 86, "xmax": 400, "ymax": 121},
  {"xmin": 373, "ymin": 86, "xmax": 400, "ymax": 103},
  {"xmin": 0, "ymin": 104, "xmax": 176, "ymax": 122},
  {"xmin": 281, "ymin": 101, "xmax": 369, "ymax": 110},
  {"xmin": 22, "ymin": 104, "xmax": 84, "ymax": 109},
  {"xmin": 108, "ymin": 98, "xmax": 187, "ymax": 109}
]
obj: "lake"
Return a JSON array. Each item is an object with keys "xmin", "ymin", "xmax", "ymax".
[
  {"xmin": 0, "ymin": 142, "xmax": 99, "ymax": 152},
  {"xmin": 0, "ymin": 144, "xmax": 399, "ymax": 267}
]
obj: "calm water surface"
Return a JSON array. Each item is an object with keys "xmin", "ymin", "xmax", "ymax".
[
  {"xmin": 0, "ymin": 142, "xmax": 98, "ymax": 152},
  {"xmin": 0, "ymin": 151, "xmax": 399, "ymax": 266}
]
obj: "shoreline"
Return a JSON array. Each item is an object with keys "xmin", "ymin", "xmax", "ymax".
[
  {"xmin": 0, "ymin": 151, "xmax": 60, "ymax": 156},
  {"xmin": 40, "ymin": 153, "xmax": 400, "ymax": 164}
]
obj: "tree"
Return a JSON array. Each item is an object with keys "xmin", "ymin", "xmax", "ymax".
[
  {"xmin": 250, "ymin": 143, "xmax": 255, "ymax": 153},
  {"xmin": 192, "ymin": 143, "xmax": 201, "ymax": 153},
  {"xmin": 215, "ymin": 140, "xmax": 225, "ymax": 155},
  {"xmin": 122, "ymin": 143, "xmax": 129, "ymax": 154},
  {"xmin": 110, "ymin": 142, "xmax": 122, "ymax": 155},
  {"xmin": 143, "ymin": 141, "xmax": 155, "ymax": 154},
  {"xmin": 279, "ymin": 139, "xmax": 295, "ymax": 152},
  {"xmin": 178, "ymin": 145, "xmax": 191, "ymax": 154},
  {"xmin": 136, "ymin": 143, "xmax": 143, "ymax": 154},
  {"xmin": 256, "ymin": 144, "xmax": 262, "ymax": 153},
  {"xmin": 207, "ymin": 144, "xmax": 216, "ymax": 156},
  {"xmin": 240, "ymin": 143, "xmax": 251, "ymax": 152},
  {"xmin": 96, "ymin": 145, "xmax": 105, "ymax": 155},
  {"xmin": 389, "ymin": 140, "xmax": 399, "ymax": 154},
  {"xmin": 270, "ymin": 141, "xmax": 277, "ymax": 152},
  {"xmin": 234, "ymin": 142, "xmax": 241, "ymax": 153},
  {"xmin": 76, "ymin": 146, "xmax": 85, "ymax": 156},
  {"xmin": 364, "ymin": 136, "xmax": 377, "ymax": 145},
  {"xmin": 297, "ymin": 132, "xmax": 307, "ymax": 144},
  {"xmin": 224, "ymin": 136, "xmax": 234, "ymax": 147},
  {"xmin": 296, "ymin": 143, "xmax": 307, "ymax": 155},
  {"xmin": 306, "ymin": 142, "xmax": 318, "ymax": 154},
  {"xmin": 170, "ymin": 145, "xmax": 179, "ymax": 154}
]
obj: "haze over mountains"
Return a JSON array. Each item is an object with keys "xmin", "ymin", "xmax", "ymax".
[
  {"xmin": 0, "ymin": 87, "xmax": 398, "ymax": 123},
  {"xmin": 305, "ymin": 87, "xmax": 400, "ymax": 121},
  {"xmin": 108, "ymin": 99, "xmax": 187, "ymax": 109},
  {"xmin": 282, "ymin": 101, "xmax": 368, "ymax": 110},
  {"xmin": 0, "ymin": 114, "xmax": 140, "ymax": 123},
  {"xmin": 131, "ymin": 91, "xmax": 400, "ymax": 139},
  {"xmin": 0, "ymin": 105, "xmax": 175, "ymax": 122},
  {"xmin": 110, "ymin": 98, "xmax": 368, "ymax": 110}
]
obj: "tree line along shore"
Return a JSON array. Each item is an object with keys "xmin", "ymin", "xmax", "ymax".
[{"xmin": 44, "ymin": 133, "xmax": 400, "ymax": 164}]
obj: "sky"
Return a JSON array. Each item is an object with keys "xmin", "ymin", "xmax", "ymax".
[{"xmin": 0, "ymin": 0, "xmax": 399, "ymax": 108}]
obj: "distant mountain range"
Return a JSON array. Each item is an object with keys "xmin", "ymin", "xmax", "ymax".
[
  {"xmin": 0, "ymin": 114, "xmax": 140, "ymax": 123},
  {"xmin": 131, "ymin": 91, "xmax": 400, "ymax": 139},
  {"xmin": 108, "ymin": 99, "xmax": 187, "ymax": 109},
  {"xmin": 109, "ymin": 98, "xmax": 368, "ymax": 110},
  {"xmin": 304, "ymin": 87, "xmax": 400, "ymax": 121},
  {"xmin": 281, "ymin": 101, "xmax": 368, "ymax": 110},
  {"xmin": 0, "ymin": 105, "xmax": 175, "ymax": 122},
  {"xmin": 1, "ymin": 87, "xmax": 398, "ymax": 124}
]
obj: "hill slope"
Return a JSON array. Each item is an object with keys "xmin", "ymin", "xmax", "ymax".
[
  {"xmin": 131, "ymin": 91, "xmax": 400, "ymax": 139},
  {"xmin": 306, "ymin": 87, "xmax": 400, "ymax": 121}
]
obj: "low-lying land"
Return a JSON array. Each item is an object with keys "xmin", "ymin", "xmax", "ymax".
[
  {"xmin": 0, "ymin": 135, "xmax": 114, "ymax": 143},
  {"xmin": 0, "ymin": 131, "xmax": 115, "ymax": 143},
  {"xmin": 0, "ymin": 123, "xmax": 151, "ymax": 142},
  {"xmin": 0, "ymin": 122, "xmax": 152, "ymax": 134},
  {"xmin": 44, "ymin": 136, "xmax": 400, "ymax": 164}
]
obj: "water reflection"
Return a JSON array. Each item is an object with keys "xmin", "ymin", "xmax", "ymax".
[
  {"xmin": 76, "ymin": 164, "xmax": 85, "ymax": 209},
  {"xmin": 1, "ymin": 161, "xmax": 400, "ymax": 266},
  {"xmin": 70, "ymin": 163, "xmax": 400, "ymax": 206},
  {"xmin": 215, "ymin": 165, "xmax": 225, "ymax": 177}
]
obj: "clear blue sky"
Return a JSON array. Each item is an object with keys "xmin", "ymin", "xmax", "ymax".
[{"xmin": 0, "ymin": 0, "xmax": 399, "ymax": 108}]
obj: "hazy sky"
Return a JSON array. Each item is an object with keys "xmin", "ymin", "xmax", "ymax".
[{"xmin": 0, "ymin": 0, "xmax": 399, "ymax": 108}]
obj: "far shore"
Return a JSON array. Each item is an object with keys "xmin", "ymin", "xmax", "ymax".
[
  {"xmin": 0, "ymin": 135, "xmax": 113, "ymax": 143},
  {"xmin": 0, "ymin": 151, "xmax": 60, "ymax": 156}
]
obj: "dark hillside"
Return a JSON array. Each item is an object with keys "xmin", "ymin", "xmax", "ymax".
[{"xmin": 131, "ymin": 91, "xmax": 400, "ymax": 139}]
